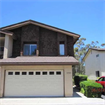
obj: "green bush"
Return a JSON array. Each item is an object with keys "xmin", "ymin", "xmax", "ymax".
[
  {"xmin": 74, "ymin": 75, "xmax": 87, "ymax": 87},
  {"xmin": 87, "ymin": 78, "xmax": 95, "ymax": 82},
  {"xmin": 80, "ymin": 81, "xmax": 103, "ymax": 98},
  {"xmin": 79, "ymin": 75, "xmax": 87, "ymax": 81}
]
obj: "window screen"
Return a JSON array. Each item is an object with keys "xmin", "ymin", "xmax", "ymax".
[{"xmin": 59, "ymin": 41, "xmax": 65, "ymax": 55}]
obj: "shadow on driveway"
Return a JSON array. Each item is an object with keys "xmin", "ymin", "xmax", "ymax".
[{"xmin": 72, "ymin": 86, "xmax": 81, "ymax": 97}]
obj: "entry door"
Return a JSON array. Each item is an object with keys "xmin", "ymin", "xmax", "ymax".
[{"xmin": 4, "ymin": 70, "xmax": 64, "ymax": 97}]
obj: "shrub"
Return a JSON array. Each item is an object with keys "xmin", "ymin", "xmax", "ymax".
[
  {"xmin": 87, "ymin": 78, "xmax": 95, "ymax": 82},
  {"xmin": 80, "ymin": 81, "xmax": 103, "ymax": 98},
  {"xmin": 74, "ymin": 75, "xmax": 87, "ymax": 87}
]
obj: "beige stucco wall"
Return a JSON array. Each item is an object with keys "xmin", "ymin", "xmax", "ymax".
[
  {"xmin": 3, "ymin": 35, "xmax": 13, "ymax": 59},
  {"xmin": 0, "ymin": 66, "xmax": 5, "ymax": 97},
  {"xmin": 0, "ymin": 65, "xmax": 73, "ymax": 97},
  {"xmin": 85, "ymin": 50, "xmax": 105, "ymax": 80}
]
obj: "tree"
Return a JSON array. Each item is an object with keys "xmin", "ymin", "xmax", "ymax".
[
  {"xmin": 73, "ymin": 38, "xmax": 104, "ymax": 76},
  {"xmin": 101, "ymin": 43, "xmax": 105, "ymax": 48}
]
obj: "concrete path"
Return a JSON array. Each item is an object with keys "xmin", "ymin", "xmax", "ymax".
[{"xmin": 0, "ymin": 98, "xmax": 105, "ymax": 105}]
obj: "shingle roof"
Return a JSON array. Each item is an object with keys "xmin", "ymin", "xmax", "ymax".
[{"xmin": 0, "ymin": 56, "xmax": 79, "ymax": 65}]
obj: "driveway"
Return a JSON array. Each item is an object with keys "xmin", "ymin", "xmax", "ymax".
[
  {"xmin": 0, "ymin": 98, "xmax": 105, "ymax": 105},
  {"xmin": 0, "ymin": 87, "xmax": 105, "ymax": 105}
]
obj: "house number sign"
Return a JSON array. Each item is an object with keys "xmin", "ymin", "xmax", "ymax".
[{"xmin": 67, "ymin": 72, "xmax": 71, "ymax": 74}]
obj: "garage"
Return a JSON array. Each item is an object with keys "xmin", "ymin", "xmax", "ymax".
[{"xmin": 4, "ymin": 70, "xmax": 64, "ymax": 97}]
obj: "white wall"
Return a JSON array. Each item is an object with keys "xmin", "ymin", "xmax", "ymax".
[
  {"xmin": 85, "ymin": 50, "xmax": 105, "ymax": 80},
  {"xmin": 3, "ymin": 35, "xmax": 13, "ymax": 59},
  {"xmin": 99, "ymin": 52, "xmax": 105, "ymax": 76}
]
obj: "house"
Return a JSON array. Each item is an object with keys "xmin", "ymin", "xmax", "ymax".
[
  {"xmin": 83, "ymin": 48, "xmax": 105, "ymax": 80},
  {"xmin": 0, "ymin": 20, "xmax": 80, "ymax": 98}
]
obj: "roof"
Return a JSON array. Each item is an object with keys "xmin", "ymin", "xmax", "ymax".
[
  {"xmin": 83, "ymin": 48, "xmax": 105, "ymax": 61},
  {"xmin": 0, "ymin": 30, "xmax": 13, "ymax": 36},
  {"xmin": 0, "ymin": 56, "xmax": 79, "ymax": 65},
  {"xmin": 0, "ymin": 20, "xmax": 80, "ymax": 44},
  {"xmin": 89, "ymin": 48, "xmax": 105, "ymax": 51}
]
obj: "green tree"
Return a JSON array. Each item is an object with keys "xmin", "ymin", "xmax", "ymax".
[
  {"xmin": 73, "ymin": 38, "xmax": 103, "ymax": 76},
  {"xmin": 101, "ymin": 43, "xmax": 105, "ymax": 48}
]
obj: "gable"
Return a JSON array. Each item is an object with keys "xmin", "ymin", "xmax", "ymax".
[
  {"xmin": 83, "ymin": 48, "xmax": 105, "ymax": 61},
  {"xmin": 0, "ymin": 20, "xmax": 80, "ymax": 44}
]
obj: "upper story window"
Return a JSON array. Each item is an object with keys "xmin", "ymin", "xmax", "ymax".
[
  {"xmin": 59, "ymin": 41, "xmax": 65, "ymax": 55},
  {"xmin": 23, "ymin": 44, "xmax": 37, "ymax": 56}
]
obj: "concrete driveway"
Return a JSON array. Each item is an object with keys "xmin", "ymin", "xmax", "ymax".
[
  {"xmin": 0, "ymin": 87, "xmax": 105, "ymax": 105},
  {"xmin": 0, "ymin": 98, "xmax": 105, "ymax": 105}
]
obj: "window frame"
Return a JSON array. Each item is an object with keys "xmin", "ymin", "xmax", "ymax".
[
  {"xmin": 59, "ymin": 41, "xmax": 65, "ymax": 56},
  {"xmin": 23, "ymin": 44, "xmax": 37, "ymax": 56}
]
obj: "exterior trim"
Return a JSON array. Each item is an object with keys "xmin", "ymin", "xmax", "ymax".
[
  {"xmin": 0, "ymin": 30, "xmax": 13, "ymax": 36},
  {"xmin": 83, "ymin": 48, "xmax": 105, "ymax": 61},
  {"xmin": 0, "ymin": 62, "xmax": 79, "ymax": 66},
  {"xmin": 0, "ymin": 20, "xmax": 80, "ymax": 43}
]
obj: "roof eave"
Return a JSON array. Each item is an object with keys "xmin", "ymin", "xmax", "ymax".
[
  {"xmin": 0, "ymin": 30, "xmax": 13, "ymax": 36},
  {"xmin": 0, "ymin": 62, "xmax": 79, "ymax": 66},
  {"xmin": 0, "ymin": 20, "xmax": 80, "ymax": 41}
]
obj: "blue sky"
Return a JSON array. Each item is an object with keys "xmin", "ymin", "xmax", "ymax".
[{"xmin": 0, "ymin": 0, "xmax": 105, "ymax": 45}]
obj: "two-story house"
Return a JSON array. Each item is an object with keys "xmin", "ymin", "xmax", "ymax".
[
  {"xmin": 0, "ymin": 20, "xmax": 80, "ymax": 98},
  {"xmin": 83, "ymin": 48, "xmax": 105, "ymax": 80}
]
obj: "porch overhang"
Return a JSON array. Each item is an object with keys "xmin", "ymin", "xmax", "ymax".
[{"xmin": 0, "ymin": 56, "xmax": 79, "ymax": 65}]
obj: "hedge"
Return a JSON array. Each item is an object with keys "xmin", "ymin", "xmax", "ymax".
[
  {"xmin": 74, "ymin": 75, "xmax": 87, "ymax": 87},
  {"xmin": 80, "ymin": 81, "xmax": 103, "ymax": 98}
]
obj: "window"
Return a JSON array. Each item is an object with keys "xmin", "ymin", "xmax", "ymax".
[
  {"xmin": 43, "ymin": 72, "xmax": 47, "ymax": 75},
  {"xmin": 22, "ymin": 72, "xmax": 27, "ymax": 75},
  {"xmin": 23, "ymin": 44, "xmax": 37, "ymax": 55},
  {"xmin": 49, "ymin": 72, "xmax": 54, "ymax": 75},
  {"xmin": 29, "ymin": 72, "xmax": 34, "ymax": 75},
  {"xmin": 96, "ymin": 54, "xmax": 99, "ymax": 57},
  {"xmin": 15, "ymin": 72, "xmax": 20, "ymax": 75},
  {"xmin": 98, "ymin": 78, "xmax": 105, "ymax": 81},
  {"xmin": 0, "ymin": 47, "xmax": 4, "ymax": 52},
  {"xmin": 56, "ymin": 71, "xmax": 61, "ymax": 75},
  {"xmin": 8, "ymin": 72, "xmax": 13, "ymax": 75},
  {"xmin": 96, "ymin": 71, "xmax": 100, "ymax": 77},
  {"xmin": 59, "ymin": 41, "xmax": 65, "ymax": 55},
  {"xmin": 36, "ymin": 72, "xmax": 40, "ymax": 75}
]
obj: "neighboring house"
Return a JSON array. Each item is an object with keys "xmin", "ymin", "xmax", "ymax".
[
  {"xmin": 83, "ymin": 48, "xmax": 105, "ymax": 80},
  {"xmin": 0, "ymin": 20, "xmax": 80, "ymax": 98}
]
